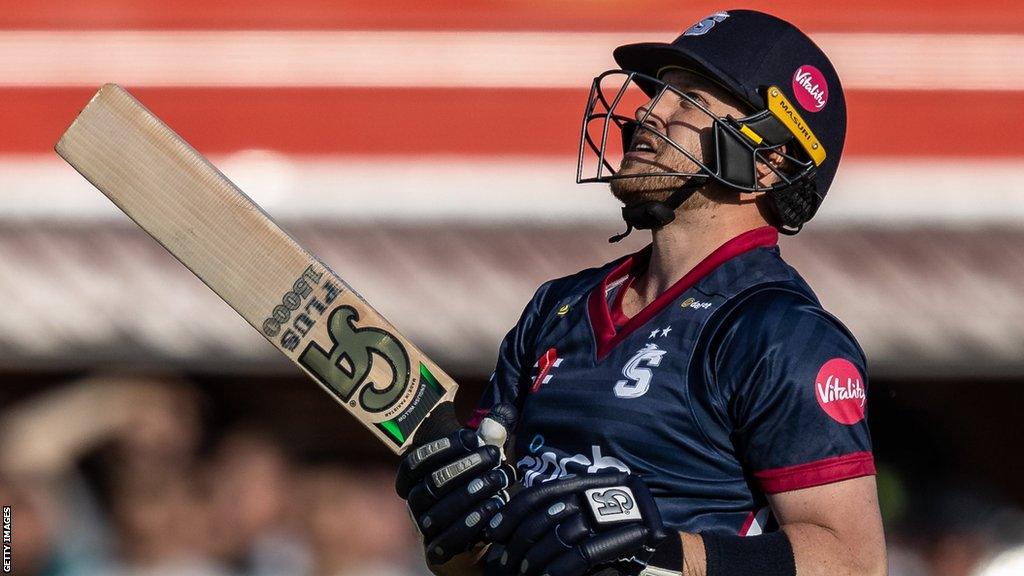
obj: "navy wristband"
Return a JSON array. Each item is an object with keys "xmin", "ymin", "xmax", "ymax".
[
  {"xmin": 648, "ymin": 530, "xmax": 683, "ymax": 571},
  {"xmin": 702, "ymin": 530, "xmax": 796, "ymax": 576}
]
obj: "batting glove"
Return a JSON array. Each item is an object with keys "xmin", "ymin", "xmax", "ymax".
[
  {"xmin": 395, "ymin": 403, "xmax": 518, "ymax": 565},
  {"xmin": 483, "ymin": 471, "xmax": 680, "ymax": 576}
]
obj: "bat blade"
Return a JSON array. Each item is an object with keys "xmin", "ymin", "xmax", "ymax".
[{"xmin": 55, "ymin": 84, "xmax": 457, "ymax": 454}]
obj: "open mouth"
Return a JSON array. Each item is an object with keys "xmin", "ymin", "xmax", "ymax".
[{"xmin": 626, "ymin": 134, "xmax": 658, "ymax": 156}]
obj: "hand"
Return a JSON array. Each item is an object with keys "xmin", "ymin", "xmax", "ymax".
[
  {"xmin": 395, "ymin": 404, "xmax": 518, "ymax": 565},
  {"xmin": 483, "ymin": 472, "xmax": 675, "ymax": 576}
]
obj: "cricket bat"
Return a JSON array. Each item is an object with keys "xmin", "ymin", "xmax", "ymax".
[{"xmin": 55, "ymin": 84, "xmax": 460, "ymax": 454}]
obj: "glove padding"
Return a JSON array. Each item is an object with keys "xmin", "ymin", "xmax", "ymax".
[
  {"xmin": 395, "ymin": 404, "xmax": 517, "ymax": 565},
  {"xmin": 483, "ymin": 471, "xmax": 670, "ymax": 576}
]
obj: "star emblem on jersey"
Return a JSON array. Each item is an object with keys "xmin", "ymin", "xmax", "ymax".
[
  {"xmin": 647, "ymin": 326, "xmax": 672, "ymax": 339},
  {"xmin": 613, "ymin": 343, "xmax": 667, "ymax": 399}
]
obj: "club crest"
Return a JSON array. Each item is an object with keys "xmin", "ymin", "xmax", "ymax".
[
  {"xmin": 613, "ymin": 343, "xmax": 667, "ymax": 399},
  {"xmin": 683, "ymin": 12, "xmax": 730, "ymax": 36}
]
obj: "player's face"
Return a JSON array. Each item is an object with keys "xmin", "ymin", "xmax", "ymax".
[{"xmin": 610, "ymin": 69, "xmax": 750, "ymax": 204}]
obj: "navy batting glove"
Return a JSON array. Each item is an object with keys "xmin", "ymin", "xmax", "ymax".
[
  {"xmin": 395, "ymin": 403, "xmax": 518, "ymax": 565},
  {"xmin": 483, "ymin": 472, "xmax": 680, "ymax": 576}
]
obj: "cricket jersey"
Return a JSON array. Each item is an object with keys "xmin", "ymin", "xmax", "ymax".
[{"xmin": 470, "ymin": 226, "xmax": 875, "ymax": 536}]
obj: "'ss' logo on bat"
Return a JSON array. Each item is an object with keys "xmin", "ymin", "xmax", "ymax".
[{"xmin": 299, "ymin": 305, "xmax": 411, "ymax": 413}]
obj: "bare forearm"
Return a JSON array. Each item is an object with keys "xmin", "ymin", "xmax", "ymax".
[
  {"xmin": 783, "ymin": 523, "xmax": 886, "ymax": 576},
  {"xmin": 0, "ymin": 377, "xmax": 142, "ymax": 476}
]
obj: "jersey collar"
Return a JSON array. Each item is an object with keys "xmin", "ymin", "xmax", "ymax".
[{"xmin": 588, "ymin": 226, "xmax": 779, "ymax": 361}]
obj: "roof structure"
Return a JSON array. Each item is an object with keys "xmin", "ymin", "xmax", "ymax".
[{"xmin": 1, "ymin": 222, "xmax": 1019, "ymax": 379}]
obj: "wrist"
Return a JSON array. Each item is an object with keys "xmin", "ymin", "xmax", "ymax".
[
  {"xmin": 700, "ymin": 530, "xmax": 795, "ymax": 576},
  {"xmin": 680, "ymin": 532, "xmax": 706, "ymax": 576}
]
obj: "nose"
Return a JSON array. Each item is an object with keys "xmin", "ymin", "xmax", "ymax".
[
  {"xmin": 634, "ymin": 92, "xmax": 670, "ymax": 131},
  {"xmin": 634, "ymin": 104, "xmax": 652, "ymax": 124}
]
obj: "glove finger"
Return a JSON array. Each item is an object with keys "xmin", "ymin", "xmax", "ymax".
[
  {"xmin": 487, "ymin": 471, "xmax": 630, "ymax": 541},
  {"xmin": 420, "ymin": 466, "xmax": 513, "ymax": 540},
  {"xmin": 424, "ymin": 496, "xmax": 506, "ymax": 565},
  {"xmin": 500, "ymin": 497, "xmax": 580, "ymax": 571},
  {"xmin": 428, "ymin": 444, "xmax": 503, "ymax": 496},
  {"xmin": 543, "ymin": 524, "xmax": 650, "ymax": 576},
  {"xmin": 483, "ymin": 544, "xmax": 514, "ymax": 576},
  {"xmin": 397, "ymin": 428, "xmax": 480, "ymax": 498},
  {"xmin": 520, "ymin": 513, "xmax": 591, "ymax": 576},
  {"xmin": 587, "ymin": 567, "xmax": 633, "ymax": 576},
  {"xmin": 541, "ymin": 547, "xmax": 598, "ymax": 576},
  {"xmin": 407, "ymin": 445, "xmax": 502, "ymax": 514}
]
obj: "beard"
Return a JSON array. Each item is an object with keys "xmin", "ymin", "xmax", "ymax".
[
  {"xmin": 609, "ymin": 155, "xmax": 708, "ymax": 205},
  {"xmin": 609, "ymin": 158, "xmax": 744, "ymax": 213}
]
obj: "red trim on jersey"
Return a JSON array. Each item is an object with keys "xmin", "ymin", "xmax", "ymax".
[
  {"xmin": 609, "ymin": 275, "xmax": 635, "ymax": 329},
  {"xmin": 753, "ymin": 451, "xmax": 877, "ymax": 494},
  {"xmin": 588, "ymin": 226, "xmax": 779, "ymax": 361}
]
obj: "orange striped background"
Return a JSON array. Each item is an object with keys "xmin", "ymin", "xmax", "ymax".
[
  {"xmin": 3, "ymin": 0, "xmax": 1022, "ymax": 32},
  {"xmin": 3, "ymin": 0, "xmax": 1023, "ymax": 221}
]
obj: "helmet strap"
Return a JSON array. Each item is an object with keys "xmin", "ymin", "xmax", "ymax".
[{"xmin": 609, "ymin": 176, "xmax": 709, "ymax": 243}]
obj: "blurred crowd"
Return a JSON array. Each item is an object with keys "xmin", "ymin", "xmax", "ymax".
[
  {"xmin": 0, "ymin": 376, "xmax": 426, "ymax": 576},
  {"xmin": 2, "ymin": 375, "xmax": 1024, "ymax": 576}
]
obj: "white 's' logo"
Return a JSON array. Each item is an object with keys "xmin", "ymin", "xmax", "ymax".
[
  {"xmin": 613, "ymin": 343, "xmax": 667, "ymax": 399},
  {"xmin": 683, "ymin": 12, "xmax": 730, "ymax": 36}
]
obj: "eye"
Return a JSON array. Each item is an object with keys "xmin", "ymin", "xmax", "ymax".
[{"xmin": 683, "ymin": 92, "xmax": 708, "ymax": 106}]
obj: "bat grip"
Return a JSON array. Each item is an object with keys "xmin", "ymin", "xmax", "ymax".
[{"xmin": 411, "ymin": 401, "xmax": 462, "ymax": 448}]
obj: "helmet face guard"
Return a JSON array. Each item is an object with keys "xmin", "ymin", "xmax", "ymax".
[{"xmin": 576, "ymin": 70, "xmax": 819, "ymax": 194}]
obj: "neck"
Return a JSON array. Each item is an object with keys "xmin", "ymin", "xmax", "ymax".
[{"xmin": 633, "ymin": 207, "xmax": 766, "ymax": 305}]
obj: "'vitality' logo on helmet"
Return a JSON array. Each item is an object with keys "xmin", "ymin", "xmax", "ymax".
[{"xmin": 792, "ymin": 65, "xmax": 829, "ymax": 112}]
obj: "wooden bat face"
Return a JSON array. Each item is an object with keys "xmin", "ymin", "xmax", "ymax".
[{"xmin": 55, "ymin": 84, "xmax": 458, "ymax": 453}]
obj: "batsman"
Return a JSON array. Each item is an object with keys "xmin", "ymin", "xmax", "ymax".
[{"xmin": 395, "ymin": 10, "xmax": 886, "ymax": 576}]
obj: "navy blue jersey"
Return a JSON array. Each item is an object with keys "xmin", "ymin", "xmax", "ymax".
[{"xmin": 470, "ymin": 227, "xmax": 874, "ymax": 536}]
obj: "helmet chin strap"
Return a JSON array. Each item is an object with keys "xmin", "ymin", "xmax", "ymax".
[{"xmin": 609, "ymin": 176, "xmax": 709, "ymax": 243}]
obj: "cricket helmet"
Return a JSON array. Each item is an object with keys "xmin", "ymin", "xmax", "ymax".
[{"xmin": 578, "ymin": 10, "xmax": 846, "ymax": 237}]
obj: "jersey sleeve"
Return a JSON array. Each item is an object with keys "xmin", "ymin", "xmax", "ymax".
[
  {"xmin": 466, "ymin": 281, "xmax": 554, "ymax": 429},
  {"xmin": 712, "ymin": 290, "xmax": 875, "ymax": 494}
]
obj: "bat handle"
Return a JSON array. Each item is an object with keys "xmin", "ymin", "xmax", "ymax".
[
  {"xmin": 411, "ymin": 401, "xmax": 462, "ymax": 448},
  {"xmin": 412, "ymin": 401, "xmax": 518, "ymax": 451}
]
